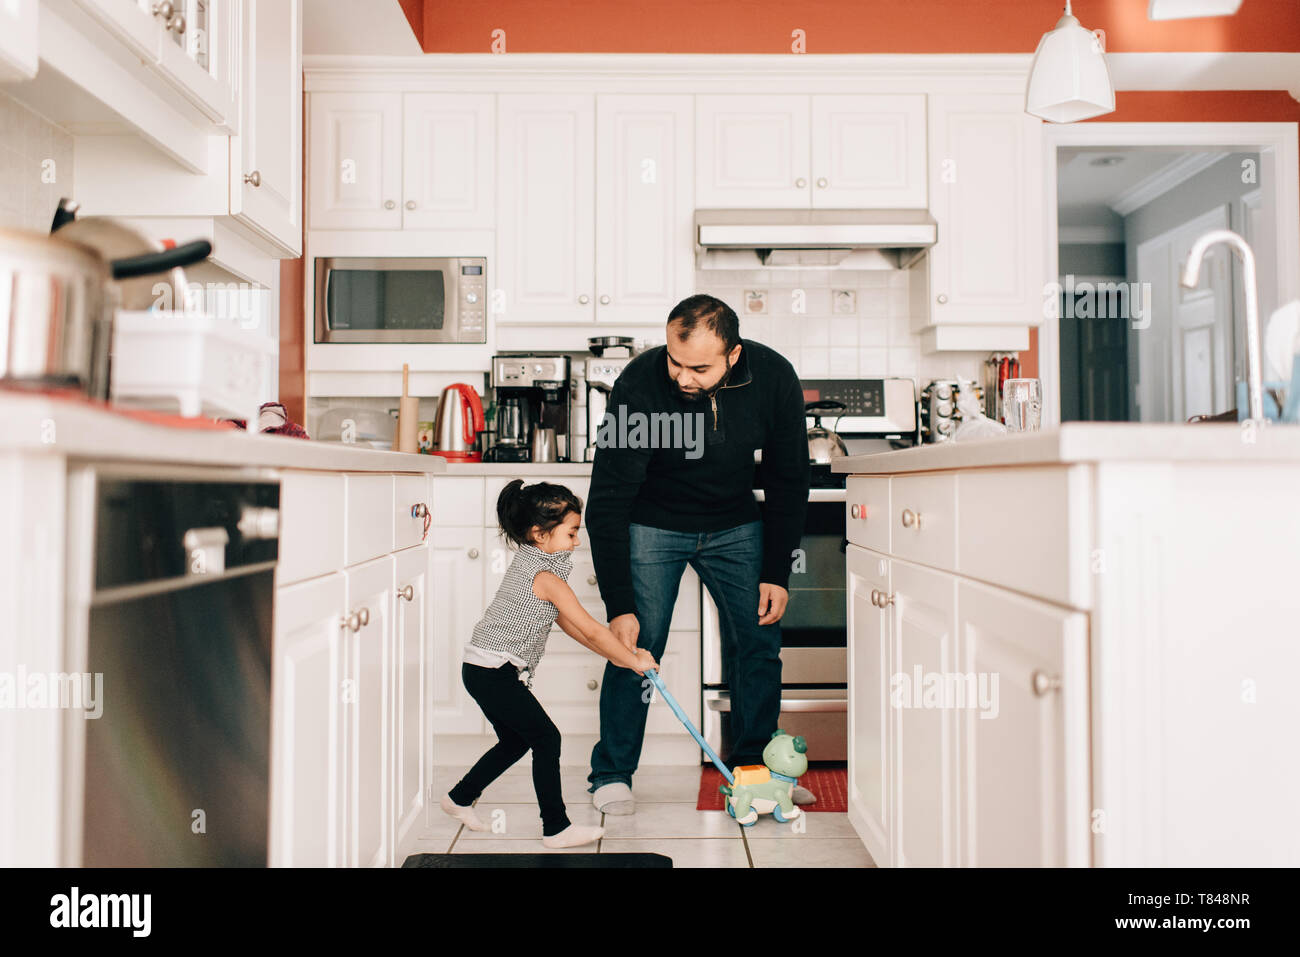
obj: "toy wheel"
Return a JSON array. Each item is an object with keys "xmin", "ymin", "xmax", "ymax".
[
  {"xmin": 740, "ymin": 815, "xmax": 757, "ymax": 828},
  {"xmin": 772, "ymin": 806, "xmax": 787, "ymax": 823},
  {"xmin": 725, "ymin": 802, "xmax": 736, "ymax": 819}
]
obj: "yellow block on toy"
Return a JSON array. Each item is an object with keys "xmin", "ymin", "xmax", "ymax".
[{"xmin": 733, "ymin": 765, "xmax": 771, "ymax": 786}]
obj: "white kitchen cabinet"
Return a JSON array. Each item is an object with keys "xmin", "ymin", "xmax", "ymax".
[
  {"xmin": 594, "ymin": 94, "xmax": 694, "ymax": 324},
  {"xmin": 890, "ymin": 558, "xmax": 959, "ymax": 868},
  {"xmin": 392, "ymin": 544, "xmax": 428, "ymax": 861},
  {"xmin": 922, "ymin": 93, "xmax": 1043, "ymax": 337},
  {"xmin": 496, "ymin": 94, "xmax": 596, "ymax": 324},
  {"xmin": 429, "ymin": 525, "xmax": 488, "ymax": 735},
  {"xmin": 811, "ymin": 95, "xmax": 927, "ymax": 208},
  {"xmin": 695, "ymin": 95, "xmax": 810, "ymax": 209},
  {"xmin": 846, "ymin": 544, "xmax": 891, "ymax": 869},
  {"xmin": 402, "ymin": 93, "xmax": 495, "ymax": 229},
  {"xmin": 697, "ymin": 94, "xmax": 926, "ymax": 210},
  {"xmin": 344, "ymin": 554, "xmax": 393, "ymax": 868},
  {"xmin": 308, "ymin": 91, "xmax": 403, "ymax": 230},
  {"xmin": 233, "ymin": 0, "xmax": 302, "ymax": 255},
  {"xmin": 0, "ymin": 0, "xmax": 38, "ymax": 81},
  {"xmin": 956, "ymin": 579, "xmax": 1089, "ymax": 867},
  {"xmin": 270, "ymin": 572, "xmax": 347, "ymax": 867}
]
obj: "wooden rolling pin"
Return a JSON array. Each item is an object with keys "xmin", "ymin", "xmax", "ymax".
[{"xmin": 396, "ymin": 363, "xmax": 419, "ymax": 453}]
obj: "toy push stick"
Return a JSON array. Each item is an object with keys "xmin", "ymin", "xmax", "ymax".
[{"xmin": 644, "ymin": 668, "xmax": 734, "ymax": 787}]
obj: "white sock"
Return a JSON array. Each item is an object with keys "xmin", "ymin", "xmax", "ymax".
[
  {"xmin": 440, "ymin": 793, "xmax": 487, "ymax": 831},
  {"xmin": 541, "ymin": 824, "xmax": 604, "ymax": 849}
]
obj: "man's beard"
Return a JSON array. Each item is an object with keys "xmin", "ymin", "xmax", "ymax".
[{"xmin": 675, "ymin": 365, "xmax": 731, "ymax": 403}]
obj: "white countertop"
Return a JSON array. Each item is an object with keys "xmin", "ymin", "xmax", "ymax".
[
  {"xmin": 0, "ymin": 393, "xmax": 448, "ymax": 472},
  {"xmin": 832, "ymin": 422, "xmax": 1300, "ymax": 474},
  {"xmin": 438, "ymin": 462, "xmax": 594, "ymax": 476}
]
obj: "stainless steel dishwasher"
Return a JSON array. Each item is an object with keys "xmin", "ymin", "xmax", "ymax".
[{"xmin": 64, "ymin": 465, "xmax": 280, "ymax": 867}]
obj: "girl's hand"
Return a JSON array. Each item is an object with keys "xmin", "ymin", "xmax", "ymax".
[{"xmin": 630, "ymin": 649, "xmax": 658, "ymax": 676}]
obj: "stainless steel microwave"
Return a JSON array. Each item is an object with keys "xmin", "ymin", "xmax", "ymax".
[{"xmin": 313, "ymin": 256, "xmax": 487, "ymax": 344}]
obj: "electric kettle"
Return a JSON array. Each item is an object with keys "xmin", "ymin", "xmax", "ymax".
[{"xmin": 433, "ymin": 383, "xmax": 486, "ymax": 462}]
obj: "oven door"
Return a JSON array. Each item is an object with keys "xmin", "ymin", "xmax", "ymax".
[
  {"xmin": 703, "ymin": 689, "xmax": 848, "ymax": 763},
  {"xmin": 314, "ymin": 256, "xmax": 486, "ymax": 344}
]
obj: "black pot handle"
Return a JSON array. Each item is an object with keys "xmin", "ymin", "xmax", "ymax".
[
  {"xmin": 109, "ymin": 240, "xmax": 212, "ymax": 280},
  {"xmin": 804, "ymin": 399, "xmax": 847, "ymax": 413}
]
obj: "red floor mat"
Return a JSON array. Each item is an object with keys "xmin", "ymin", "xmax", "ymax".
[{"xmin": 696, "ymin": 764, "xmax": 848, "ymax": 813}]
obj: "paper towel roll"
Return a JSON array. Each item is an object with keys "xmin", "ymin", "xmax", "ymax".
[{"xmin": 397, "ymin": 395, "xmax": 419, "ymax": 453}]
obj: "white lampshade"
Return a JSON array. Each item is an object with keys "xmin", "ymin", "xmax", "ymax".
[{"xmin": 1025, "ymin": 2, "xmax": 1116, "ymax": 124}]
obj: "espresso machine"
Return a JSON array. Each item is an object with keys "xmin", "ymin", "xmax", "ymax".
[
  {"xmin": 584, "ymin": 355, "xmax": 633, "ymax": 461},
  {"xmin": 488, "ymin": 353, "xmax": 573, "ymax": 462}
]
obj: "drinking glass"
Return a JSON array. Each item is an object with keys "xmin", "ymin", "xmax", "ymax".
[{"xmin": 1002, "ymin": 378, "xmax": 1043, "ymax": 432}]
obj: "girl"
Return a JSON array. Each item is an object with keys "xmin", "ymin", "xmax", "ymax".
[{"xmin": 440, "ymin": 479, "xmax": 658, "ymax": 848}]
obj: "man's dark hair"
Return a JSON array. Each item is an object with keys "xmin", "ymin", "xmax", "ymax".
[{"xmin": 667, "ymin": 294, "xmax": 740, "ymax": 354}]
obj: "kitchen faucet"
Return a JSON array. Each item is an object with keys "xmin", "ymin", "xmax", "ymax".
[{"xmin": 1180, "ymin": 229, "xmax": 1265, "ymax": 424}]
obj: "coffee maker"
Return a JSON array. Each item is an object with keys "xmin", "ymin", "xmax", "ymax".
[{"xmin": 488, "ymin": 354, "xmax": 573, "ymax": 462}]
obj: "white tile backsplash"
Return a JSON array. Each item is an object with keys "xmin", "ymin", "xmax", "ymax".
[{"xmin": 0, "ymin": 93, "xmax": 74, "ymax": 233}]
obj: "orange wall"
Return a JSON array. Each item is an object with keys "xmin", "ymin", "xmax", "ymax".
[{"xmin": 402, "ymin": 0, "xmax": 1300, "ymax": 53}]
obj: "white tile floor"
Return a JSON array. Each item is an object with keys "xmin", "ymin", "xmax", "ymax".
[{"xmin": 410, "ymin": 765, "xmax": 878, "ymax": 868}]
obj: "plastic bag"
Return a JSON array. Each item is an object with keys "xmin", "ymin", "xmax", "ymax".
[{"xmin": 953, "ymin": 378, "xmax": 1008, "ymax": 441}]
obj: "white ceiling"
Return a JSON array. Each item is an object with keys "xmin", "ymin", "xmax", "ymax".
[
  {"xmin": 1057, "ymin": 148, "xmax": 1214, "ymax": 209},
  {"xmin": 302, "ymin": 0, "xmax": 422, "ymax": 56}
]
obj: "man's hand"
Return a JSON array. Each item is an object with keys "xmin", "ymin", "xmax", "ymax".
[
  {"xmin": 757, "ymin": 584, "xmax": 789, "ymax": 626},
  {"xmin": 610, "ymin": 613, "xmax": 640, "ymax": 653}
]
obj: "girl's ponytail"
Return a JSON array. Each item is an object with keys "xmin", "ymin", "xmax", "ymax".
[
  {"xmin": 495, "ymin": 480, "xmax": 583, "ymax": 547},
  {"xmin": 496, "ymin": 478, "xmax": 527, "ymax": 541}
]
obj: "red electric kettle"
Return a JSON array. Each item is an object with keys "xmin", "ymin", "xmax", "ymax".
[{"xmin": 432, "ymin": 383, "xmax": 485, "ymax": 462}]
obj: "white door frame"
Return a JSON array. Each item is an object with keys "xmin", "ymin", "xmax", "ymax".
[{"xmin": 1041, "ymin": 122, "xmax": 1299, "ymax": 427}]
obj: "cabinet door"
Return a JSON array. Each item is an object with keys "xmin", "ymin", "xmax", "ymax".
[
  {"xmin": 70, "ymin": 0, "xmax": 162, "ymax": 62},
  {"xmin": 0, "ymin": 0, "xmax": 38, "ymax": 81},
  {"xmin": 926, "ymin": 94, "xmax": 1043, "ymax": 325},
  {"xmin": 344, "ymin": 555, "xmax": 393, "ymax": 868},
  {"xmin": 695, "ymin": 95, "xmax": 810, "ymax": 208},
  {"xmin": 812, "ymin": 95, "xmax": 926, "ymax": 209},
  {"xmin": 234, "ymin": 0, "xmax": 302, "ymax": 255},
  {"xmin": 392, "ymin": 545, "xmax": 428, "ymax": 860},
  {"xmin": 402, "ymin": 93, "xmax": 494, "ymax": 229},
  {"xmin": 891, "ymin": 559, "xmax": 958, "ymax": 868},
  {"xmin": 429, "ymin": 526, "xmax": 487, "ymax": 734},
  {"xmin": 271, "ymin": 574, "xmax": 346, "ymax": 867},
  {"xmin": 309, "ymin": 92, "xmax": 402, "ymax": 229},
  {"xmin": 497, "ymin": 94, "xmax": 595, "ymax": 323},
  {"xmin": 957, "ymin": 580, "xmax": 1089, "ymax": 867},
  {"xmin": 594, "ymin": 94, "xmax": 694, "ymax": 324},
  {"xmin": 846, "ymin": 545, "xmax": 891, "ymax": 868},
  {"xmin": 155, "ymin": 0, "xmax": 238, "ymax": 126}
]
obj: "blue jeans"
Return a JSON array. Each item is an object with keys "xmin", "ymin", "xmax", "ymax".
[{"xmin": 588, "ymin": 521, "xmax": 782, "ymax": 791}]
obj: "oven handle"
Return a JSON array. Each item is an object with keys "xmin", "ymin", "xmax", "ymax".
[{"xmin": 705, "ymin": 696, "xmax": 847, "ymax": 714}]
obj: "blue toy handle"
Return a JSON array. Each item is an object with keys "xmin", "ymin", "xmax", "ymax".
[{"xmin": 643, "ymin": 667, "xmax": 734, "ymax": 786}]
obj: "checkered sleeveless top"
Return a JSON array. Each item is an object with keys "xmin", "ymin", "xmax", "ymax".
[{"xmin": 468, "ymin": 544, "xmax": 574, "ymax": 686}]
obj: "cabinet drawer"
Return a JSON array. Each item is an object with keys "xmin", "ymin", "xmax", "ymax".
[
  {"xmin": 846, "ymin": 476, "xmax": 891, "ymax": 552},
  {"xmin": 890, "ymin": 474, "xmax": 957, "ymax": 572},
  {"xmin": 483, "ymin": 475, "xmax": 592, "ymax": 527},
  {"xmin": 957, "ymin": 467, "xmax": 1091, "ymax": 609},
  {"xmin": 393, "ymin": 474, "xmax": 431, "ymax": 550},
  {"xmin": 344, "ymin": 473, "xmax": 395, "ymax": 566},
  {"xmin": 279, "ymin": 471, "xmax": 345, "ymax": 585},
  {"xmin": 431, "ymin": 477, "xmax": 484, "ymax": 528}
]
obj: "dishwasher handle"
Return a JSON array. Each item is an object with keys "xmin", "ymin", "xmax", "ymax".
[{"xmin": 706, "ymin": 695, "xmax": 847, "ymax": 714}]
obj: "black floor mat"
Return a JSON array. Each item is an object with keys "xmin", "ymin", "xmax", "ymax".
[{"xmin": 402, "ymin": 852, "xmax": 671, "ymax": 868}]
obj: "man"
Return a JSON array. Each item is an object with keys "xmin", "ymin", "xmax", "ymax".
[{"xmin": 585, "ymin": 293, "xmax": 811, "ymax": 815}]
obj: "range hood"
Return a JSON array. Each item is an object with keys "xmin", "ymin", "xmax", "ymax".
[{"xmin": 695, "ymin": 208, "xmax": 937, "ymax": 269}]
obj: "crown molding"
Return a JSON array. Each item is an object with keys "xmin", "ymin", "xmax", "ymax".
[{"xmin": 1108, "ymin": 152, "xmax": 1222, "ymax": 216}]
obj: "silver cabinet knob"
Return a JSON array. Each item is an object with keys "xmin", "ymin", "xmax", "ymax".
[
  {"xmin": 599, "ymin": 295, "xmax": 610, "ymax": 305},
  {"xmin": 901, "ymin": 508, "xmax": 920, "ymax": 528},
  {"xmin": 357, "ymin": 607, "xmax": 370, "ymax": 627},
  {"xmin": 168, "ymin": 14, "xmax": 185, "ymax": 34},
  {"xmin": 879, "ymin": 592, "xmax": 894, "ymax": 607},
  {"xmin": 578, "ymin": 295, "xmax": 590, "ymax": 305},
  {"xmin": 243, "ymin": 170, "xmax": 261, "ymax": 187},
  {"xmin": 870, "ymin": 588, "xmax": 879, "ymax": 606},
  {"xmin": 1031, "ymin": 671, "xmax": 1062, "ymax": 696},
  {"xmin": 936, "ymin": 294, "xmax": 948, "ymax": 304},
  {"xmin": 399, "ymin": 584, "xmax": 414, "ymax": 601},
  {"xmin": 152, "ymin": 1, "xmax": 174, "ymax": 20},
  {"xmin": 405, "ymin": 200, "xmax": 416, "ymax": 210},
  {"xmin": 467, "ymin": 548, "xmax": 479, "ymax": 559},
  {"xmin": 795, "ymin": 177, "xmax": 808, "ymax": 188},
  {"xmin": 816, "ymin": 177, "xmax": 828, "ymax": 188},
  {"xmin": 341, "ymin": 612, "xmax": 361, "ymax": 633},
  {"xmin": 586, "ymin": 679, "xmax": 598, "ymax": 690},
  {"xmin": 384, "ymin": 200, "xmax": 396, "ymax": 210},
  {"xmin": 587, "ymin": 575, "xmax": 597, "ymax": 586}
]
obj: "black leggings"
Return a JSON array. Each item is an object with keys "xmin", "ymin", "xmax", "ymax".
[{"xmin": 449, "ymin": 662, "xmax": 571, "ymax": 837}]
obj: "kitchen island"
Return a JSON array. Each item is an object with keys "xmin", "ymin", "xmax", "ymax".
[{"xmin": 833, "ymin": 423, "xmax": 1300, "ymax": 867}]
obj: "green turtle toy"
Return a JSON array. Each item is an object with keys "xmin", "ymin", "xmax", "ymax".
[{"xmin": 721, "ymin": 730, "xmax": 809, "ymax": 826}]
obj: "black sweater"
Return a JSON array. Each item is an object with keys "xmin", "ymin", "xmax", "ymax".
[{"xmin": 586, "ymin": 340, "xmax": 810, "ymax": 621}]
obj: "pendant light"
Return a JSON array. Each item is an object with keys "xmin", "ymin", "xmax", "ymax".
[{"xmin": 1025, "ymin": 1, "xmax": 1116, "ymax": 123}]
